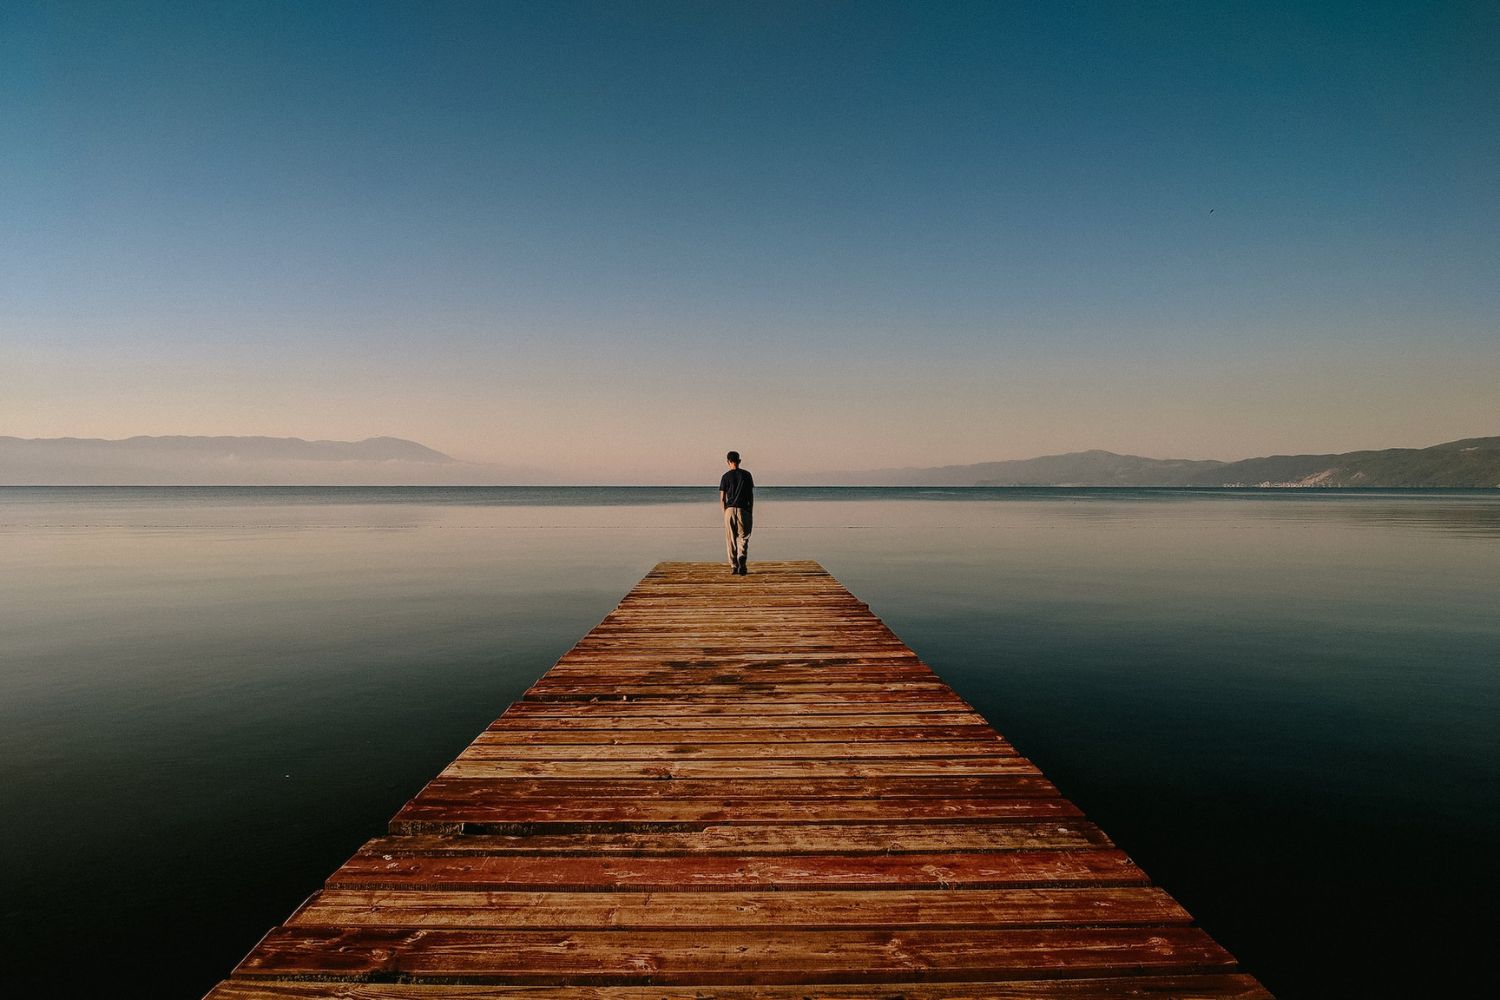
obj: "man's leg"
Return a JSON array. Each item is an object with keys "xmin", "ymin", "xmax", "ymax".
[
  {"xmin": 737, "ymin": 507, "xmax": 751, "ymax": 572},
  {"xmin": 724, "ymin": 507, "xmax": 738, "ymax": 570}
]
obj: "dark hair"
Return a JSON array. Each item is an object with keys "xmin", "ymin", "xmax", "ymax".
[{"xmin": 726, "ymin": 451, "xmax": 741, "ymax": 464}]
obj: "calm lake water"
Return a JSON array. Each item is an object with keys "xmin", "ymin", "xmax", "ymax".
[{"xmin": 2, "ymin": 486, "xmax": 1497, "ymax": 997}]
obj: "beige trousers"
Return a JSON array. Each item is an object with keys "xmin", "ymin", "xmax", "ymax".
[{"xmin": 724, "ymin": 506, "xmax": 752, "ymax": 565}]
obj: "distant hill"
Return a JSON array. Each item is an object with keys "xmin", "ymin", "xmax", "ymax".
[
  {"xmin": 0, "ymin": 435, "xmax": 543, "ymax": 485},
  {"xmin": 828, "ymin": 450, "xmax": 1227, "ymax": 487},
  {"xmin": 1197, "ymin": 437, "xmax": 1500, "ymax": 487},
  {"xmin": 816, "ymin": 437, "xmax": 1500, "ymax": 488}
]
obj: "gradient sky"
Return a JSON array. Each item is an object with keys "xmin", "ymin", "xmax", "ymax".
[{"xmin": 3, "ymin": 1, "xmax": 1497, "ymax": 482}]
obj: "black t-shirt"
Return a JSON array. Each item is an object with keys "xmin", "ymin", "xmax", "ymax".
[{"xmin": 719, "ymin": 468, "xmax": 754, "ymax": 509}]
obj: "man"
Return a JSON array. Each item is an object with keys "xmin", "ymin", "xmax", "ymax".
[{"xmin": 719, "ymin": 451, "xmax": 753, "ymax": 575}]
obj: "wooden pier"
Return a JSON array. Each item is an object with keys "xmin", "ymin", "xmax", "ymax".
[{"xmin": 207, "ymin": 560, "xmax": 1270, "ymax": 998}]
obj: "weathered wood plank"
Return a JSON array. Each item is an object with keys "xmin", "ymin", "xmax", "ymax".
[
  {"xmin": 497, "ymin": 702, "xmax": 976, "ymax": 718},
  {"xmin": 566, "ymin": 630, "xmax": 907, "ymax": 640},
  {"xmin": 289, "ymin": 886, "xmax": 1191, "ymax": 929},
  {"xmin": 521, "ymin": 689, "xmax": 969, "ymax": 704},
  {"xmin": 542, "ymin": 656, "xmax": 928, "ymax": 667},
  {"xmin": 531, "ymin": 668, "xmax": 938, "ymax": 684},
  {"xmin": 327, "ymin": 850, "xmax": 1146, "ymax": 891},
  {"xmin": 476, "ymin": 725, "xmax": 1004, "ymax": 743},
  {"xmin": 439, "ymin": 758, "xmax": 1038, "ymax": 779},
  {"xmin": 490, "ymin": 709, "xmax": 988, "ymax": 728},
  {"xmin": 390, "ymin": 797, "xmax": 1085, "ymax": 835},
  {"xmin": 552, "ymin": 652, "xmax": 923, "ymax": 663},
  {"xmin": 234, "ymin": 926, "xmax": 1236, "ymax": 983},
  {"xmin": 452, "ymin": 740, "xmax": 1021, "ymax": 761},
  {"xmin": 356, "ymin": 821, "xmax": 1114, "ymax": 856},
  {"xmin": 414, "ymin": 776, "xmax": 1051, "ymax": 798},
  {"xmin": 209, "ymin": 976, "xmax": 1274, "ymax": 999}
]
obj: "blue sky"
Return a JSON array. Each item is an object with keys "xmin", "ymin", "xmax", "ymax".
[{"xmin": 3, "ymin": 1, "xmax": 1496, "ymax": 480}]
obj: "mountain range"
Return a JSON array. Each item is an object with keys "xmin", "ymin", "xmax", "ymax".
[
  {"xmin": 0, "ymin": 435, "xmax": 538, "ymax": 485},
  {"xmin": 821, "ymin": 436, "xmax": 1500, "ymax": 487},
  {"xmin": 1, "ymin": 434, "xmax": 1497, "ymax": 486}
]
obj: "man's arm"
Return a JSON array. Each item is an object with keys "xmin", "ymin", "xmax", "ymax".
[{"xmin": 719, "ymin": 490, "xmax": 727, "ymax": 510}]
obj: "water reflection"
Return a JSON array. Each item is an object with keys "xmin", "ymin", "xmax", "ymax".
[
  {"xmin": 6, "ymin": 485, "xmax": 1497, "ymax": 537},
  {"xmin": 0, "ymin": 486, "xmax": 1496, "ymax": 997}
]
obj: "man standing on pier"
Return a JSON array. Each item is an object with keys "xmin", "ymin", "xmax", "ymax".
[{"xmin": 720, "ymin": 451, "xmax": 753, "ymax": 575}]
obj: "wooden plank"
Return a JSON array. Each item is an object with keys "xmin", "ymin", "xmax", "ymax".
[
  {"xmin": 531, "ymin": 668, "xmax": 938, "ymax": 684},
  {"xmin": 356, "ymin": 821, "xmax": 1114, "ymax": 855},
  {"xmin": 520, "ymin": 690, "xmax": 970, "ymax": 704},
  {"xmin": 548, "ymin": 658, "xmax": 926, "ymax": 669},
  {"xmin": 205, "ymin": 561, "xmax": 1268, "ymax": 998},
  {"xmin": 451, "ymin": 740, "xmax": 1022, "ymax": 760},
  {"xmin": 389, "ymin": 796, "xmax": 1085, "ymax": 835},
  {"xmin": 489, "ymin": 711, "xmax": 990, "ymax": 729},
  {"xmin": 476, "ymin": 725, "xmax": 1005, "ymax": 743},
  {"xmin": 496, "ymin": 703, "xmax": 977, "ymax": 718},
  {"xmin": 415, "ymin": 776, "xmax": 1051, "ymax": 798},
  {"xmin": 326, "ymin": 850, "xmax": 1146, "ymax": 891},
  {"xmin": 552, "ymin": 652, "xmax": 918, "ymax": 659},
  {"xmin": 234, "ymin": 926, "xmax": 1236, "ymax": 984},
  {"xmin": 546, "ymin": 659, "xmax": 921, "ymax": 667},
  {"xmin": 438, "ymin": 759, "xmax": 1039, "ymax": 779},
  {"xmin": 566, "ymin": 636, "xmax": 905, "ymax": 642},
  {"xmin": 289, "ymin": 886, "xmax": 1192, "ymax": 929},
  {"xmin": 562, "ymin": 633, "xmax": 914, "ymax": 642},
  {"xmin": 524, "ymin": 686, "xmax": 960, "ymax": 701},
  {"xmin": 209, "ymin": 976, "xmax": 1275, "ymax": 999}
]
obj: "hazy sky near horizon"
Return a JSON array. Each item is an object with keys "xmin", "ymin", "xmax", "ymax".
[{"xmin": 3, "ymin": 1, "xmax": 1497, "ymax": 482}]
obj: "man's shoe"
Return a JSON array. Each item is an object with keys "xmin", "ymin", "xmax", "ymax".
[
  {"xmin": 737, "ymin": 558, "xmax": 748, "ymax": 575},
  {"xmin": 728, "ymin": 564, "xmax": 738, "ymax": 575}
]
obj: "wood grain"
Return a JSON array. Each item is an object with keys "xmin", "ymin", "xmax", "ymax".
[
  {"xmin": 209, "ymin": 976, "xmax": 1272, "ymax": 999},
  {"xmin": 289, "ymin": 886, "xmax": 1192, "ymax": 929},
  {"xmin": 206, "ymin": 560, "xmax": 1269, "ymax": 998},
  {"xmin": 236, "ymin": 926, "xmax": 1236, "ymax": 983}
]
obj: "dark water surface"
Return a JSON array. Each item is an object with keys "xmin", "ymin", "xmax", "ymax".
[{"xmin": 2, "ymin": 487, "xmax": 1497, "ymax": 997}]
